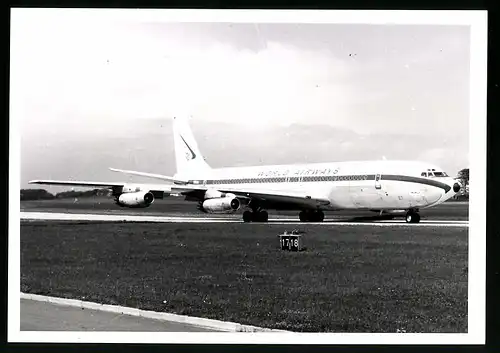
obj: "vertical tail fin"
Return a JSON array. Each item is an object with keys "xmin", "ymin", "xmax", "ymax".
[{"xmin": 172, "ymin": 116, "xmax": 211, "ymax": 178}]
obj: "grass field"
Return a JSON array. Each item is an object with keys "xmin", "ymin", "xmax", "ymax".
[{"xmin": 21, "ymin": 221, "xmax": 468, "ymax": 333}]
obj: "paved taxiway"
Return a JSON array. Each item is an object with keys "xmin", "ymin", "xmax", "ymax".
[
  {"xmin": 20, "ymin": 211, "xmax": 469, "ymax": 227},
  {"xmin": 21, "ymin": 299, "xmax": 218, "ymax": 332}
]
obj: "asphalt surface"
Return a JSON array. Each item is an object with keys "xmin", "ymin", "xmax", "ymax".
[
  {"xmin": 20, "ymin": 298, "xmax": 219, "ymax": 332},
  {"xmin": 20, "ymin": 211, "xmax": 468, "ymax": 228},
  {"xmin": 20, "ymin": 197, "xmax": 469, "ymax": 221}
]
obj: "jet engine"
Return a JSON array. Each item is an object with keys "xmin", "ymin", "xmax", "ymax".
[
  {"xmin": 116, "ymin": 191, "xmax": 155, "ymax": 208},
  {"xmin": 199, "ymin": 196, "xmax": 241, "ymax": 213}
]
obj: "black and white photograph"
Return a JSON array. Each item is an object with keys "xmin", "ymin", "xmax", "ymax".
[{"xmin": 9, "ymin": 9, "xmax": 487, "ymax": 344}]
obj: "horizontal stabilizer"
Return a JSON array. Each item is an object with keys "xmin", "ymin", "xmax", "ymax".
[{"xmin": 109, "ymin": 168, "xmax": 189, "ymax": 184}]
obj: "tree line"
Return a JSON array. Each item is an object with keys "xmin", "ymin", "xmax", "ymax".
[
  {"xmin": 20, "ymin": 188, "xmax": 111, "ymax": 201},
  {"xmin": 456, "ymin": 168, "xmax": 469, "ymax": 189},
  {"xmin": 455, "ymin": 168, "xmax": 469, "ymax": 199}
]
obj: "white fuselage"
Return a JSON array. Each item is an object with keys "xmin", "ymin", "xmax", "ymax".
[{"xmin": 178, "ymin": 160, "xmax": 458, "ymax": 211}]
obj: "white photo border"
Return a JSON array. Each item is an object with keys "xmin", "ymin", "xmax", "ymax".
[{"xmin": 9, "ymin": 8, "xmax": 487, "ymax": 345}]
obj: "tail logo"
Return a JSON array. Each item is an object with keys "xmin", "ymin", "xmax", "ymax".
[{"xmin": 180, "ymin": 135, "xmax": 197, "ymax": 160}]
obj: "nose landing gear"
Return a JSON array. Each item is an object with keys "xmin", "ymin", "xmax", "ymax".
[{"xmin": 405, "ymin": 209, "xmax": 421, "ymax": 223}]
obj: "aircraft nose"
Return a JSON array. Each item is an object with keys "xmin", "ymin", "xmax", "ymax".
[{"xmin": 453, "ymin": 182, "xmax": 461, "ymax": 193}]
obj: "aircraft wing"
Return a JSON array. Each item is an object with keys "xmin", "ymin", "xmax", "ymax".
[
  {"xmin": 29, "ymin": 180, "xmax": 330, "ymax": 208},
  {"xmin": 230, "ymin": 188, "xmax": 331, "ymax": 209},
  {"xmin": 28, "ymin": 180, "xmax": 173, "ymax": 193},
  {"xmin": 28, "ymin": 180, "xmax": 126, "ymax": 188},
  {"xmin": 171, "ymin": 184, "xmax": 331, "ymax": 209}
]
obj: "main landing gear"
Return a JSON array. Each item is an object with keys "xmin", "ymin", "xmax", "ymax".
[
  {"xmin": 242, "ymin": 209, "xmax": 269, "ymax": 222},
  {"xmin": 405, "ymin": 209, "xmax": 421, "ymax": 223},
  {"xmin": 299, "ymin": 210, "xmax": 325, "ymax": 222}
]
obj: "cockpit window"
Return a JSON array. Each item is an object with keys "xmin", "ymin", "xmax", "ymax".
[
  {"xmin": 421, "ymin": 170, "xmax": 448, "ymax": 177},
  {"xmin": 422, "ymin": 171, "xmax": 448, "ymax": 177}
]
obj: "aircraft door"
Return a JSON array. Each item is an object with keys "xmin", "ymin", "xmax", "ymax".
[
  {"xmin": 350, "ymin": 173, "xmax": 384, "ymax": 209},
  {"xmin": 375, "ymin": 174, "xmax": 382, "ymax": 189}
]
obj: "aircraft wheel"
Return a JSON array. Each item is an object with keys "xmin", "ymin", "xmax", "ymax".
[
  {"xmin": 256, "ymin": 210, "xmax": 269, "ymax": 222},
  {"xmin": 243, "ymin": 211, "xmax": 253, "ymax": 222},
  {"xmin": 405, "ymin": 211, "xmax": 421, "ymax": 223},
  {"xmin": 299, "ymin": 210, "xmax": 324, "ymax": 222}
]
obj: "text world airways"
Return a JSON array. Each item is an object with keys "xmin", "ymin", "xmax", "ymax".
[{"xmin": 257, "ymin": 167, "xmax": 340, "ymax": 178}]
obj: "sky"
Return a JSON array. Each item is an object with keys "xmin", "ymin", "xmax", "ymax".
[{"xmin": 11, "ymin": 10, "xmax": 472, "ymax": 189}]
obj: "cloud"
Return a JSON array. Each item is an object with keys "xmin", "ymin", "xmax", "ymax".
[
  {"xmin": 12, "ymin": 14, "xmax": 470, "ymax": 186},
  {"xmin": 12, "ymin": 17, "xmax": 356, "ymax": 138}
]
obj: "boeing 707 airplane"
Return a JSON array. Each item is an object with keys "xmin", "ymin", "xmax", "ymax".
[{"xmin": 30, "ymin": 117, "xmax": 461, "ymax": 223}]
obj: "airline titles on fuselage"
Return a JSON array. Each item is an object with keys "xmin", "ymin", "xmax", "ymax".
[{"xmin": 257, "ymin": 167, "xmax": 340, "ymax": 178}]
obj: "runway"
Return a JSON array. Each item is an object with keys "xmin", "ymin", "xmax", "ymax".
[{"xmin": 20, "ymin": 211, "xmax": 469, "ymax": 227}]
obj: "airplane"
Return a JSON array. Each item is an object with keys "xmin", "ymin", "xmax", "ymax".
[{"xmin": 29, "ymin": 116, "xmax": 461, "ymax": 223}]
